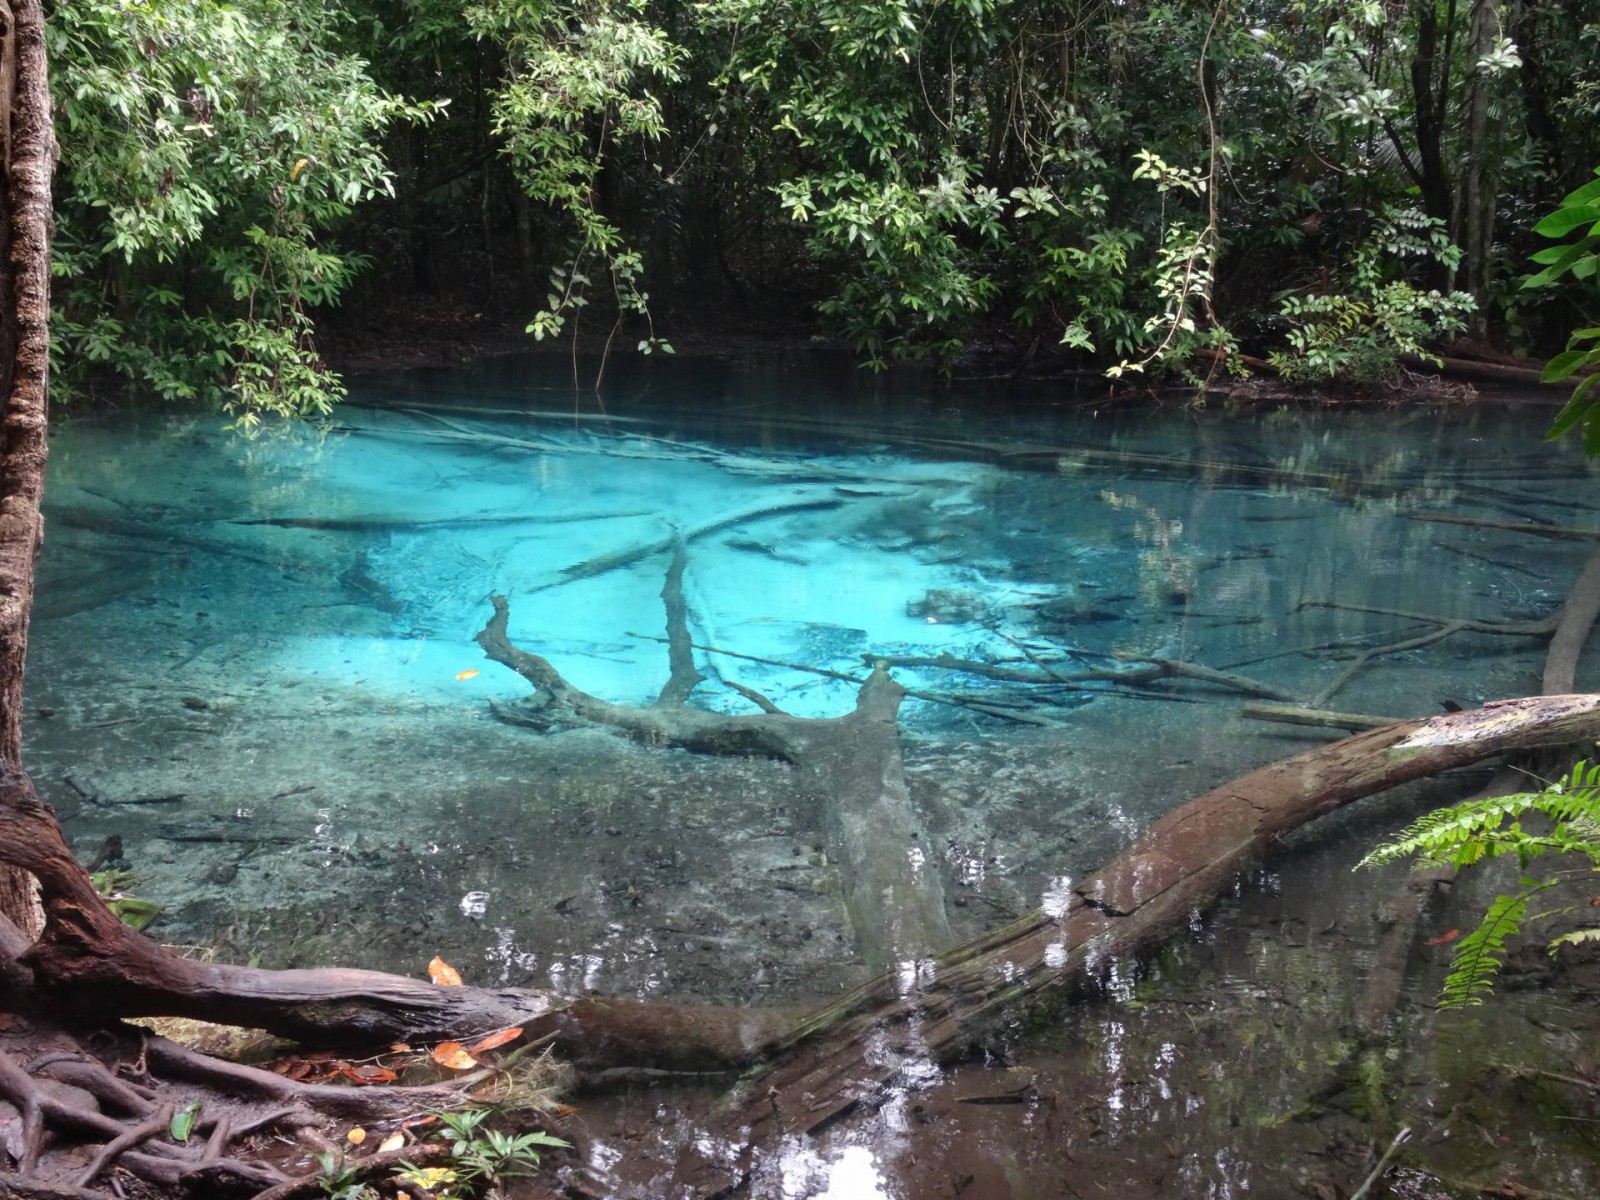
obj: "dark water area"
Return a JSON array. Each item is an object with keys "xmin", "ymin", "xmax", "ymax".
[{"xmin": 24, "ymin": 354, "xmax": 1600, "ymax": 1198}]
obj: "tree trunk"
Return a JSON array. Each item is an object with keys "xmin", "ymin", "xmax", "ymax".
[
  {"xmin": 1458, "ymin": 0, "xmax": 1499, "ymax": 329},
  {"xmin": 0, "ymin": 0, "xmax": 52, "ymax": 942},
  {"xmin": 1405, "ymin": 0, "xmax": 1456, "ymax": 288}
]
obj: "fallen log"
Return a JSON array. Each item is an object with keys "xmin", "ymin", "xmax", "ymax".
[
  {"xmin": 477, "ymin": 544, "xmax": 954, "ymax": 970},
  {"xmin": 669, "ymin": 691, "xmax": 1600, "ymax": 1193},
  {"xmin": 1239, "ymin": 702, "xmax": 1399, "ymax": 731}
]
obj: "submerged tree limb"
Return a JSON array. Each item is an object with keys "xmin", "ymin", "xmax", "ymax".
[{"xmin": 476, "ymin": 559, "xmax": 954, "ymax": 970}]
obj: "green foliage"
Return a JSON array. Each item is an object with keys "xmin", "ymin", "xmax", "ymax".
[
  {"xmin": 1525, "ymin": 167, "xmax": 1600, "ymax": 453},
  {"xmin": 434, "ymin": 1107, "xmax": 569, "ymax": 1187},
  {"xmin": 313, "ymin": 1150, "xmax": 374, "ymax": 1200},
  {"xmin": 1359, "ymin": 760, "xmax": 1600, "ymax": 1008},
  {"xmin": 1268, "ymin": 211, "xmax": 1475, "ymax": 384},
  {"xmin": 36, "ymin": 0, "xmax": 1600, "ymax": 391},
  {"xmin": 467, "ymin": 0, "xmax": 679, "ymax": 358},
  {"xmin": 91, "ymin": 869, "xmax": 163, "ymax": 932},
  {"xmin": 47, "ymin": 0, "xmax": 439, "ymax": 423},
  {"xmin": 394, "ymin": 1108, "xmax": 570, "ymax": 1198}
]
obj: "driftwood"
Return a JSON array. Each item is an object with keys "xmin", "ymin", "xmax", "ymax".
[
  {"xmin": 1409, "ymin": 513, "xmax": 1600, "ymax": 541},
  {"xmin": 1239, "ymin": 702, "xmax": 1400, "ymax": 731},
  {"xmin": 541, "ymin": 497, "xmax": 845, "ymax": 590},
  {"xmin": 865, "ymin": 650, "xmax": 1299, "ymax": 702},
  {"xmin": 228, "ymin": 508, "xmax": 652, "ymax": 532},
  {"xmin": 1295, "ymin": 599, "xmax": 1562, "ymax": 708},
  {"xmin": 476, "ymin": 545, "xmax": 953, "ymax": 970}
]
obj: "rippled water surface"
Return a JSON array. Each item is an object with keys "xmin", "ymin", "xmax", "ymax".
[{"xmin": 26, "ymin": 356, "xmax": 1600, "ymax": 1197}]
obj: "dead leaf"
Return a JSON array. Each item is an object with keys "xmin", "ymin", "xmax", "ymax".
[
  {"xmin": 467, "ymin": 1026, "xmax": 524, "ymax": 1055},
  {"xmin": 346, "ymin": 1127, "xmax": 367, "ymax": 1145},
  {"xmin": 1425, "ymin": 929, "xmax": 1462, "ymax": 946},
  {"xmin": 455, "ymin": 669, "xmax": 481, "ymax": 681},
  {"xmin": 290, "ymin": 157, "xmax": 309, "ymax": 181},
  {"xmin": 431, "ymin": 1041, "xmax": 479, "ymax": 1071},
  {"xmin": 428, "ymin": 956, "xmax": 464, "ymax": 986},
  {"xmin": 389, "ymin": 1043, "xmax": 412, "ymax": 1052},
  {"xmin": 378, "ymin": 1131, "xmax": 405, "ymax": 1154},
  {"xmin": 340, "ymin": 1065, "xmax": 400, "ymax": 1085}
]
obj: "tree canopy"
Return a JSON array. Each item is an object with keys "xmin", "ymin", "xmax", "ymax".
[{"xmin": 42, "ymin": 0, "xmax": 1600, "ymax": 419}]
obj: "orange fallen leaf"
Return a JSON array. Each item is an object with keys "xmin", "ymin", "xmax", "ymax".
[
  {"xmin": 455, "ymin": 669, "xmax": 481, "ymax": 681},
  {"xmin": 341, "ymin": 1065, "xmax": 400, "ymax": 1085},
  {"xmin": 431, "ymin": 1041, "xmax": 479, "ymax": 1071},
  {"xmin": 402, "ymin": 1114, "xmax": 440, "ymax": 1130},
  {"xmin": 428, "ymin": 956, "xmax": 464, "ymax": 986},
  {"xmin": 389, "ymin": 1043, "xmax": 412, "ymax": 1052},
  {"xmin": 1425, "ymin": 929, "xmax": 1462, "ymax": 946},
  {"xmin": 346, "ymin": 1127, "xmax": 367, "ymax": 1145},
  {"xmin": 467, "ymin": 1026, "xmax": 524, "ymax": 1056}
]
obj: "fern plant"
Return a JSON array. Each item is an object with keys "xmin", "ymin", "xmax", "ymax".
[{"xmin": 1358, "ymin": 759, "xmax": 1600, "ymax": 1008}]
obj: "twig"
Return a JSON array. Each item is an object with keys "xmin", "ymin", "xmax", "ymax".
[
  {"xmin": 1349, "ymin": 1126, "xmax": 1410, "ymax": 1200},
  {"xmin": 1409, "ymin": 513, "xmax": 1600, "ymax": 540},
  {"xmin": 628, "ymin": 633, "xmax": 1057, "ymax": 725}
]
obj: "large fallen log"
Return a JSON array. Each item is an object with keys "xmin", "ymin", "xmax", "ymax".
[{"xmin": 669, "ymin": 691, "xmax": 1600, "ymax": 1194}]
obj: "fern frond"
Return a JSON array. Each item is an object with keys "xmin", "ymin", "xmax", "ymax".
[
  {"xmin": 1549, "ymin": 927, "xmax": 1600, "ymax": 956},
  {"xmin": 1357, "ymin": 791, "xmax": 1558, "ymax": 868},
  {"xmin": 1439, "ymin": 890, "xmax": 1537, "ymax": 1009},
  {"xmin": 1359, "ymin": 761, "xmax": 1600, "ymax": 872}
]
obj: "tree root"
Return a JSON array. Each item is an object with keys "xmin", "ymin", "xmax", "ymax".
[{"xmin": 0, "ymin": 1025, "xmax": 577, "ymax": 1199}]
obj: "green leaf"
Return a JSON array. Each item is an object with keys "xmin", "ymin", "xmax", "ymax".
[
  {"xmin": 1529, "ymin": 234, "xmax": 1598, "ymax": 265},
  {"xmin": 1560, "ymin": 178, "xmax": 1600, "ymax": 208},
  {"xmin": 1549, "ymin": 928, "xmax": 1600, "ymax": 955},
  {"xmin": 171, "ymin": 1101, "xmax": 202, "ymax": 1143},
  {"xmin": 1534, "ymin": 204, "xmax": 1600, "ymax": 238},
  {"xmin": 1544, "ymin": 350, "xmax": 1591, "ymax": 383},
  {"xmin": 1552, "ymin": 373, "xmax": 1600, "ymax": 443}
]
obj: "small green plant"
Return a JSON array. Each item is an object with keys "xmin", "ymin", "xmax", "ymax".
[
  {"xmin": 398, "ymin": 1108, "xmax": 570, "ymax": 1199},
  {"xmin": 1268, "ymin": 209, "xmax": 1475, "ymax": 385},
  {"xmin": 1359, "ymin": 759, "xmax": 1600, "ymax": 1008},
  {"xmin": 313, "ymin": 1150, "xmax": 374, "ymax": 1200},
  {"xmin": 91, "ymin": 869, "xmax": 163, "ymax": 932},
  {"xmin": 1524, "ymin": 166, "xmax": 1600, "ymax": 452}
]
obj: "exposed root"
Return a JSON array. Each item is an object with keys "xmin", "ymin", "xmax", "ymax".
[{"xmin": 0, "ymin": 1025, "xmax": 570, "ymax": 1200}]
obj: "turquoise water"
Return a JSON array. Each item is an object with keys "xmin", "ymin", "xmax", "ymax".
[{"xmin": 23, "ymin": 356, "xmax": 1600, "ymax": 1197}]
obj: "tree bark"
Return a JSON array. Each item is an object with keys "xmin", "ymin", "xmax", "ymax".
[
  {"xmin": 1457, "ymin": 0, "xmax": 1499, "ymax": 328},
  {"xmin": 0, "ymin": 0, "xmax": 52, "ymax": 941}
]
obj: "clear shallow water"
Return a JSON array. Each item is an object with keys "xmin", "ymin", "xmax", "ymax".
[{"xmin": 24, "ymin": 356, "xmax": 1600, "ymax": 1197}]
